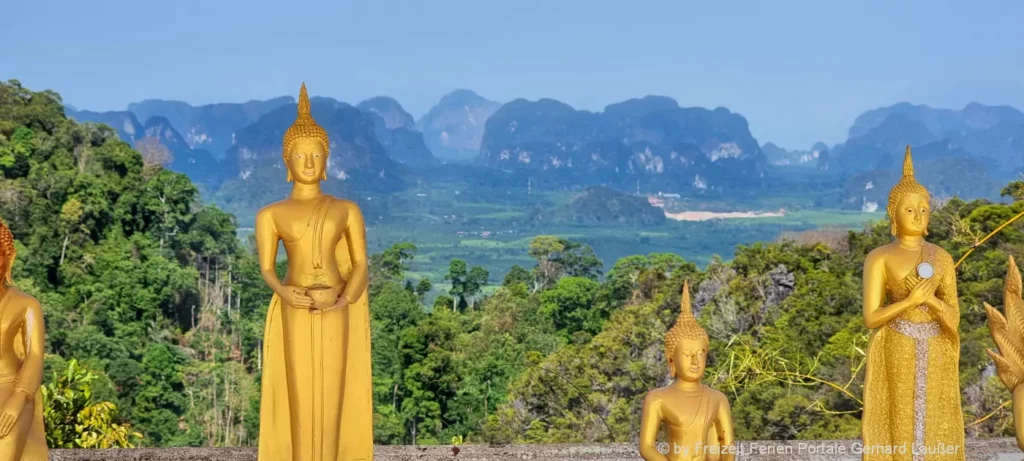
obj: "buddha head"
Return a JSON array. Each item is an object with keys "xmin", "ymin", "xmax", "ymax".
[
  {"xmin": 282, "ymin": 83, "xmax": 330, "ymax": 184},
  {"xmin": 665, "ymin": 281, "xmax": 709, "ymax": 382},
  {"xmin": 0, "ymin": 220, "xmax": 14, "ymax": 286},
  {"xmin": 887, "ymin": 146, "xmax": 931, "ymax": 237}
]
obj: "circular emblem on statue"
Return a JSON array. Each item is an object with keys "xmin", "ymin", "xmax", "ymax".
[{"xmin": 917, "ymin": 262, "xmax": 934, "ymax": 279}]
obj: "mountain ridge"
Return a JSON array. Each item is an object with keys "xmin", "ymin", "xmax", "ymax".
[
  {"xmin": 417, "ymin": 89, "xmax": 502, "ymax": 161},
  {"xmin": 67, "ymin": 91, "xmax": 1024, "ymax": 216},
  {"xmin": 478, "ymin": 95, "xmax": 767, "ymax": 192}
]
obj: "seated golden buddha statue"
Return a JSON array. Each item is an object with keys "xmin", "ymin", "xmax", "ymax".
[
  {"xmin": 639, "ymin": 281, "xmax": 734, "ymax": 461},
  {"xmin": 0, "ymin": 220, "xmax": 47, "ymax": 460},
  {"xmin": 256, "ymin": 83, "xmax": 373, "ymax": 461},
  {"xmin": 984, "ymin": 256, "xmax": 1024, "ymax": 451},
  {"xmin": 861, "ymin": 146, "xmax": 964, "ymax": 460}
]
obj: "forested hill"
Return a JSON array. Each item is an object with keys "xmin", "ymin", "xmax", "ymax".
[
  {"xmin": 6, "ymin": 78, "xmax": 1024, "ymax": 448},
  {"xmin": 1, "ymin": 79, "xmax": 264, "ymax": 446}
]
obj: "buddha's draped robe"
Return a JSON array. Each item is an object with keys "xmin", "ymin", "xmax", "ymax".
[
  {"xmin": 861, "ymin": 242, "xmax": 964, "ymax": 461},
  {"xmin": 258, "ymin": 203, "xmax": 373, "ymax": 461}
]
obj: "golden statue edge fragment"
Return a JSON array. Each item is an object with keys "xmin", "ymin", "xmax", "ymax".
[
  {"xmin": 0, "ymin": 218, "xmax": 48, "ymax": 460},
  {"xmin": 985, "ymin": 255, "xmax": 1024, "ymax": 451}
]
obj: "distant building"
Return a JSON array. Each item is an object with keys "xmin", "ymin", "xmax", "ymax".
[{"xmin": 659, "ymin": 192, "xmax": 681, "ymax": 198}]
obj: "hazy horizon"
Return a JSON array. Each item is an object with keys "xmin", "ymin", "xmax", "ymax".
[{"xmin": 3, "ymin": 0, "xmax": 1022, "ymax": 150}]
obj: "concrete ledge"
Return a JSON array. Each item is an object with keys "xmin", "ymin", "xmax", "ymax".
[{"xmin": 47, "ymin": 439, "xmax": 1023, "ymax": 461}]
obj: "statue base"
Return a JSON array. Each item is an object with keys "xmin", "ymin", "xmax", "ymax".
[{"xmin": 46, "ymin": 439, "xmax": 1023, "ymax": 461}]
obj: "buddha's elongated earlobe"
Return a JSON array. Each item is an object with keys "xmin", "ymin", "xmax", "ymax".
[{"xmin": 321, "ymin": 170, "xmax": 327, "ymax": 181}]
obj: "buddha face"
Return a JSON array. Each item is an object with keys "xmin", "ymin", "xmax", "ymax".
[
  {"xmin": 892, "ymin": 192, "xmax": 930, "ymax": 237},
  {"xmin": 286, "ymin": 138, "xmax": 328, "ymax": 184},
  {"xmin": 670, "ymin": 338, "xmax": 708, "ymax": 382}
]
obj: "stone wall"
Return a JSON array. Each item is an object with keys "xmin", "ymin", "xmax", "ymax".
[{"xmin": 47, "ymin": 439, "xmax": 1022, "ymax": 461}]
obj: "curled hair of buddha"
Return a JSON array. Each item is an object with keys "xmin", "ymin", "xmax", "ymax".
[
  {"xmin": 0, "ymin": 219, "xmax": 14, "ymax": 285},
  {"xmin": 665, "ymin": 281, "xmax": 709, "ymax": 363},
  {"xmin": 282, "ymin": 82, "xmax": 330, "ymax": 165},
  {"xmin": 887, "ymin": 145, "xmax": 930, "ymax": 235}
]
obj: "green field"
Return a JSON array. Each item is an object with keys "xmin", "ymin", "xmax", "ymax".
[
  {"xmin": 234, "ymin": 180, "xmax": 885, "ymax": 289},
  {"xmin": 368, "ymin": 206, "xmax": 884, "ymax": 285}
]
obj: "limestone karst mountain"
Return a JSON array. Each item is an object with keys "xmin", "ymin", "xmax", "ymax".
[
  {"xmin": 839, "ymin": 102, "xmax": 1024, "ymax": 171},
  {"xmin": 357, "ymin": 96, "xmax": 435, "ymax": 165},
  {"xmin": 65, "ymin": 108, "xmax": 145, "ymax": 145},
  {"xmin": 139, "ymin": 116, "xmax": 223, "ymax": 187},
  {"xmin": 67, "ymin": 108, "xmax": 222, "ymax": 187},
  {"xmin": 478, "ymin": 95, "xmax": 767, "ymax": 192},
  {"xmin": 127, "ymin": 97, "xmax": 293, "ymax": 160},
  {"xmin": 68, "ymin": 90, "xmax": 1024, "ymax": 215},
  {"xmin": 417, "ymin": 89, "xmax": 501, "ymax": 161},
  {"xmin": 222, "ymin": 97, "xmax": 403, "ymax": 192},
  {"xmin": 829, "ymin": 102, "xmax": 1024, "ymax": 210},
  {"xmin": 762, "ymin": 141, "xmax": 830, "ymax": 169}
]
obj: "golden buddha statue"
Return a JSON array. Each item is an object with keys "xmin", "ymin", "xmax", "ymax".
[
  {"xmin": 984, "ymin": 255, "xmax": 1024, "ymax": 450},
  {"xmin": 0, "ymin": 219, "xmax": 48, "ymax": 460},
  {"xmin": 861, "ymin": 146, "xmax": 964, "ymax": 460},
  {"xmin": 639, "ymin": 281, "xmax": 734, "ymax": 461},
  {"xmin": 256, "ymin": 83, "xmax": 373, "ymax": 461}
]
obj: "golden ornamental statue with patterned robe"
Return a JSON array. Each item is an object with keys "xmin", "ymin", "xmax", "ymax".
[
  {"xmin": 984, "ymin": 255, "xmax": 1024, "ymax": 451},
  {"xmin": 256, "ymin": 83, "xmax": 373, "ymax": 461},
  {"xmin": 0, "ymin": 219, "xmax": 47, "ymax": 460},
  {"xmin": 861, "ymin": 146, "xmax": 964, "ymax": 460},
  {"xmin": 639, "ymin": 281, "xmax": 734, "ymax": 461}
]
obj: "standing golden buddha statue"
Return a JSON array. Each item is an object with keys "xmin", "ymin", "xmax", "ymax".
[
  {"xmin": 256, "ymin": 83, "xmax": 373, "ymax": 461},
  {"xmin": 0, "ymin": 220, "xmax": 47, "ymax": 460},
  {"xmin": 639, "ymin": 281, "xmax": 734, "ymax": 461},
  {"xmin": 984, "ymin": 256, "xmax": 1024, "ymax": 450},
  {"xmin": 861, "ymin": 146, "xmax": 964, "ymax": 460}
]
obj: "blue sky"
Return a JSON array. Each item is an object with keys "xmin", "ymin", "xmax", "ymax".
[{"xmin": 2, "ymin": 0, "xmax": 1021, "ymax": 148}]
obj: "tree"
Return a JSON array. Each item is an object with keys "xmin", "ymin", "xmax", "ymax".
[
  {"xmin": 415, "ymin": 278, "xmax": 432, "ymax": 298},
  {"xmin": 554, "ymin": 240, "xmax": 603, "ymax": 280},
  {"xmin": 42, "ymin": 359, "xmax": 142, "ymax": 448},
  {"xmin": 445, "ymin": 260, "xmax": 468, "ymax": 311},
  {"xmin": 502, "ymin": 264, "xmax": 531, "ymax": 288},
  {"xmin": 528, "ymin": 236, "xmax": 565, "ymax": 292},
  {"xmin": 539, "ymin": 276, "xmax": 601, "ymax": 339},
  {"xmin": 398, "ymin": 309, "xmax": 462, "ymax": 444},
  {"xmin": 374, "ymin": 243, "xmax": 418, "ymax": 280},
  {"xmin": 1001, "ymin": 180, "xmax": 1024, "ymax": 202},
  {"xmin": 464, "ymin": 266, "xmax": 490, "ymax": 309},
  {"xmin": 528, "ymin": 236, "xmax": 603, "ymax": 292}
]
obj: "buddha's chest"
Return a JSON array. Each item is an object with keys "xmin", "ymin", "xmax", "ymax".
[
  {"xmin": 275, "ymin": 208, "xmax": 347, "ymax": 245},
  {"xmin": 884, "ymin": 260, "xmax": 920, "ymax": 285},
  {"xmin": 662, "ymin": 395, "xmax": 712, "ymax": 431}
]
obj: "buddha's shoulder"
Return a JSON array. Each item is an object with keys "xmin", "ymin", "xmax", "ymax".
[
  {"xmin": 324, "ymin": 196, "xmax": 364, "ymax": 215},
  {"xmin": 645, "ymin": 384, "xmax": 703, "ymax": 398},
  {"xmin": 865, "ymin": 242, "xmax": 897, "ymax": 262},
  {"xmin": 257, "ymin": 199, "xmax": 288, "ymax": 216},
  {"xmin": 644, "ymin": 386, "xmax": 672, "ymax": 403},
  {"xmin": 3, "ymin": 287, "xmax": 39, "ymax": 309},
  {"xmin": 706, "ymin": 386, "xmax": 729, "ymax": 404}
]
